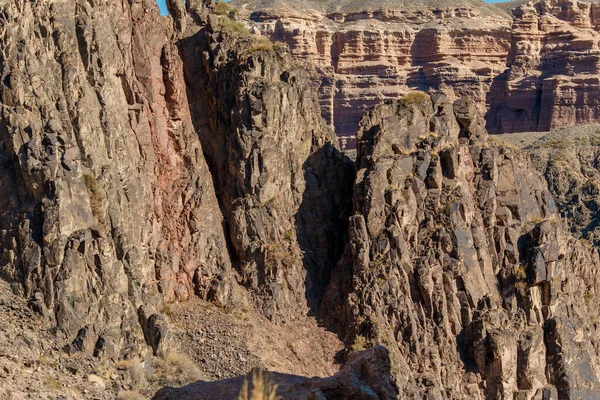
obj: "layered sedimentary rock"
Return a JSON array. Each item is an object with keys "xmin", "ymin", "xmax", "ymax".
[
  {"xmin": 234, "ymin": 0, "xmax": 600, "ymax": 144},
  {"xmin": 323, "ymin": 94, "xmax": 600, "ymax": 398},
  {"xmin": 486, "ymin": 0, "xmax": 600, "ymax": 133},
  {"xmin": 233, "ymin": 0, "xmax": 512, "ymax": 148}
]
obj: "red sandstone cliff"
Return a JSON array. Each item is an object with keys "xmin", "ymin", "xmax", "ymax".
[{"xmin": 233, "ymin": 0, "xmax": 600, "ymax": 145}]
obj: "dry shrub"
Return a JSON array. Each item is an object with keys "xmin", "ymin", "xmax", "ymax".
[
  {"xmin": 214, "ymin": 0, "xmax": 236, "ymax": 16},
  {"xmin": 250, "ymin": 36, "xmax": 274, "ymax": 52},
  {"xmin": 153, "ymin": 351, "xmax": 203, "ymax": 387},
  {"xmin": 221, "ymin": 18, "xmax": 250, "ymax": 37},
  {"xmin": 401, "ymin": 91, "xmax": 429, "ymax": 106},
  {"xmin": 117, "ymin": 390, "xmax": 145, "ymax": 400},
  {"xmin": 238, "ymin": 369, "xmax": 279, "ymax": 400}
]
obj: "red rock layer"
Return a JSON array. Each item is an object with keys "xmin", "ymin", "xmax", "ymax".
[{"xmin": 235, "ymin": 0, "xmax": 600, "ymax": 144}]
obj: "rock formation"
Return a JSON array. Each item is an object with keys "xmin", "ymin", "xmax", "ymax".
[
  {"xmin": 486, "ymin": 0, "xmax": 600, "ymax": 133},
  {"xmin": 495, "ymin": 125, "xmax": 600, "ymax": 247},
  {"xmin": 232, "ymin": 0, "xmax": 513, "ymax": 148},
  {"xmin": 0, "ymin": 0, "xmax": 353, "ymax": 363},
  {"xmin": 180, "ymin": 17, "xmax": 355, "ymax": 321},
  {"xmin": 0, "ymin": 0, "xmax": 232, "ymax": 357},
  {"xmin": 3, "ymin": 0, "xmax": 600, "ymax": 399},
  {"xmin": 233, "ymin": 0, "xmax": 600, "ymax": 145},
  {"xmin": 323, "ymin": 93, "xmax": 600, "ymax": 398}
]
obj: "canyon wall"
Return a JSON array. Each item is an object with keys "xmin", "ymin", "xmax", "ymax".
[
  {"xmin": 487, "ymin": 0, "xmax": 600, "ymax": 133},
  {"xmin": 0, "ymin": 0, "xmax": 353, "ymax": 360},
  {"xmin": 234, "ymin": 0, "xmax": 600, "ymax": 146}
]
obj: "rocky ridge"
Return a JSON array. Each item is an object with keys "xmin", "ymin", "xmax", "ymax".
[{"xmin": 322, "ymin": 93, "xmax": 600, "ymax": 398}]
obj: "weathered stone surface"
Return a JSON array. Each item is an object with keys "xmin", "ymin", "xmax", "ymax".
[
  {"xmin": 486, "ymin": 0, "xmax": 600, "ymax": 133},
  {"xmin": 180, "ymin": 14, "xmax": 355, "ymax": 322},
  {"xmin": 0, "ymin": 0, "xmax": 233, "ymax": 355},
  {"xmin": 232, "ymin": 0, "xmax": 512, "ymax": 147},
  {"xmin": 233, "ymin": 0, "xmax": 600, "ymax": 144},
  {"xmin": 323, "ymin": 93, "xmax": 600, "ymax": 398},
  {"xmin": 151, "ymin": 345, "xmax": 398, "ymax": 400}
]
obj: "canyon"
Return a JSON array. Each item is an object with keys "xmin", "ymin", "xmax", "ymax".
[
  {"xmin": 1, "ymin": 0, "xmax": 600, "ymax": 399},
  {"xmin": 233, "ymin": 0, "xmax": 600, "ymax": 147}
]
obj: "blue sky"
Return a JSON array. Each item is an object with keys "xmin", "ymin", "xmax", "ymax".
[{"xmin": 156, "ymin": 0, "xmax": 505, "ymax": 16}]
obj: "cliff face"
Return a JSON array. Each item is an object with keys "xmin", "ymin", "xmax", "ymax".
[
  {"xmin": 0, "ymin": 0, "xmax": 234, "ymax": 356},
  {"xmin": 487, "ymin": 0, "xmax": 600, "ymax": 133},
  {"xmin": 323, "ymin": 94, "xmax": 600, "ymax": 398},
  {"xmin": 179, "ymin": 13, "xmax": 356, "ymax": 322},
  {"xmin": 3, "ymin": 0, "xmax": 600, "ymax": 399},
  {"xmin": 233, "ymin": 0, "xmax": 512, "ymax": 148},
  {"xmin": 234, "ymin": 0, "xmax": 600, "ymax": 145},
  {"xmin": 0, "ymin": 0, "xmax": 354, "ymax": 361}
]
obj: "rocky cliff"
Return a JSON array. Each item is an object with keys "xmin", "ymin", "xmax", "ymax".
[
  {"xmin": 179, "ymin": 15, "xmax": 355, "ymax": 321},
  {"xmin": 0, "ymin": 0, "xmax": 234, "ymax": 358},
  {"xmin": 3, "ymin": 0, "xmax": 600, "ymax": 399},
  {"xmin": 233, "ymin": 0, "xmax": 600, "ymax": 145},
  {"xmin": 322, "ymin": 94, "xmax": 600, "ymax": 398},
  {"xmin": 233, "ymin": 0, "xmax": 513, "ymax": 148},
  {"xmin": 0, "ymin": 0, "xmax": 354, "ymax": 389},
  {"xmin": 486, "ymin": 0, "xmax": 600, "ymax": 133}
]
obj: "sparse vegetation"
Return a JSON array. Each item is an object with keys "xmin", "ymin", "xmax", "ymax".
[
  {"xmin": 487, "ymin": 137, "xmax": 520, "ymax": 151},
  {"xmin": 250, "ymin": 36, "xmax": 274, "ymax": 52},
  {"xmin": 214, "ymin": 0, "xmax": 237, "ymax": 16},
  {"xmin": 153, "ymin": 350, "xmax": 203, "ymax": 387},
  {"xmin": 584, "ymin": 292, "xmax": 594, "ymax": 304},
  {"xmin": 238, "ymin": 369, "xmax": 279, "ymax": 400},
  {"xmin": 44, "ymin": 378, "xmax": 61, "ymax": 390},
  {"xmin": 514, "ymin": 264, "xmax": 527, "ymax": 281},
  {"xmin": 264, "ymin": 234, "xmax": 301, "ymax": 268},
  {"xmin": 350, "ymin": 334, "xmax": 373, "ymax": 353},
  {"xmin": 221, "ymin": 18, "xmax": 250, "ymax": 37},
  {"xmin": 83, "ymin": 173, "xmax": 104, "ymax": 224},
  {"xmin": 369, "ymin": 256, "xmax": 386, "ymax": 271},
  {"xmin": 401, "ymin": 91, "xmax": 429, "ymax": 107}
]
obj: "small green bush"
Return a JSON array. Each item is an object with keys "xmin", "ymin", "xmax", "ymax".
[{"xmin": 221, "ymin": 18, "xmax": 250, "ymax": 37}]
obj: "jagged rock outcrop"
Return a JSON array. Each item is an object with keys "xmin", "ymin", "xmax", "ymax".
[
  {"xmin": 179, "ymin": 14, "xmax": 355, "ymax": 321},
  {"xmin": 497, "ymin": 125, "xmax": 600, "ymax": 247},
  {"xmin": 0, "ymin": 0, "xmax": 356, "ymax": 359},
  {"xmin": 152, "ymin": 345, "xmax": 398, "ymax": 400},
  {"xmin": 486, "ymin": 0, "xmax": 600, "ymax": 133},
  {"xmin": 323, "ymin": 93, "xmax": 600, "ymax": 398}
]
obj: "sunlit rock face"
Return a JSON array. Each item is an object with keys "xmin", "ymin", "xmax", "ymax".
[{"xmin": 234, "ymin": 0, "xmax": 600, "ymax": 146}]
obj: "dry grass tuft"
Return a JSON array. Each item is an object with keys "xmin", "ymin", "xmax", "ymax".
[
  {"xmin": 250, "ymin": 36, "xmax": 274, "ymax": 52},
  {"xmin": 214, "ymin": 0, "xmax": 237, "ymax": 16},
  {"xmin": 153, "ymin": 351, "xmax": 203, "ymax": 387},
  {"xmin": 220, "ymin": 18, "xmax": 250, "ymax": 37},
  {"xmin": 401, "ymin": 91, "xmax": 429, "ymax": 106},
  {"xmin": 238, "ymin": 369, "xmax": 279, "ymax": 400}
]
